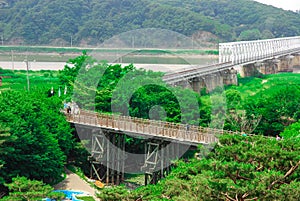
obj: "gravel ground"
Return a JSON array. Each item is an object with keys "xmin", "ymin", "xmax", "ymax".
[{"xmin": 54, "ymin": 169, "xmax": 100, "ymax": 201}]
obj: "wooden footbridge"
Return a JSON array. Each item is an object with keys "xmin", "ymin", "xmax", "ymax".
[
  {"xmin": 66, "ymin": 109, "xmax": 239, "ymax": 145},
  {"xmin": 66, "ymin": 109, "xmax": 240, "ymax": 185}
]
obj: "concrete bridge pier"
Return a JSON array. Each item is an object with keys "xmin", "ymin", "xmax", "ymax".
[
  {"xmin": 204, "ymin": 74, "xmax": 223, "ymax": 92},
  {"xmin": 240, "ymin": 54, "xmax": 300, "ymax": 77},
  {"xmin": 222, "ymin": 68, "xmax": 238, "ymax": 86},
  {"xmin": 277, "ymin": 55, "xmax": 295, "ymax": 72},
  {"xmin": 241, "ymin": 59, "xmax": 279, "ymax": 77},
  {"xmin": 176, "ymin": 69, "xmax": 238, "ymax": 94},
  {"xmin": 259, "ymin": 60, "xmax": 279, "ymax": 75},
  {"xmin": 190, "ymin": 77, "xmax": 205, "ymax": 94},
  {"xmin": 292, "ymin": 54, "xmax": 300, "ymax": 68},
  {"xmin": 190, "ymin": 69, "xmax": 237, "ymax": 93},
  {"xmin": 240, "ymin": 63, "xmax": 258, "ymax": 77}
]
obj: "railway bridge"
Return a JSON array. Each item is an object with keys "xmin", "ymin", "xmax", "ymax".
[{"xmin": 163, "ymin": 36, "xmax": 300, "ymax": 92}]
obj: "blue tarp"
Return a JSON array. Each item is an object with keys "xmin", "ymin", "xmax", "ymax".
[{"xmin": 44, "ymin": 190, "xmax": 84, "ymax": 201}]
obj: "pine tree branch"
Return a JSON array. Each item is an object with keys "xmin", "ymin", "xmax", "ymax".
[
  {"xmin": 221, "ymin": 192, "xmax": 237, "ymax": 201},
  {"xmin": 268, "ymin": 160, "xmax": 300, "ymax": 190}
]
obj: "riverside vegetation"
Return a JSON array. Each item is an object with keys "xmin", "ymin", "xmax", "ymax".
[{"xmin": 0, "ymin": 54, "xmax": 300, "ymax": 200}]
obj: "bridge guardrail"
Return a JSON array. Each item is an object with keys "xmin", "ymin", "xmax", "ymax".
[
  {"xmin": 219, "ymin": 36, "xmax": 300, "ymax": 65},
  {"xmin": 66, "ymin": 109, "xmax": 242, "ymax": 144}
]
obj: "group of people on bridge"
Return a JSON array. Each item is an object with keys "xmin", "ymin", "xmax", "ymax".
[{"xmin": 64, "ymin": 101, "xmax": 80, "ymax": 115}]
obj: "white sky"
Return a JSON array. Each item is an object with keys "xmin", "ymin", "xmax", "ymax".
[{"xmin": 254, "ymin": 0, "xmax": 300, "ymax": 11}]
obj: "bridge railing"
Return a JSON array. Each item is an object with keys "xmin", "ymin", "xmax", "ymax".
[
  {"xmin": 66, "ymin": 110, "xmax": 240, "ymax": 144},
  {"xmin": 219, "ymin": 36, "xmax": 300, "ymax": 65}
]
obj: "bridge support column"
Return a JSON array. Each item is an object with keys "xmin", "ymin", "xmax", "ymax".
[
  {"xmin": 291, "ymin": 54, "xmax": 300, "ymax": 72},
  {"xmin": 222, "ymin": 68, "xmax": 238, "ymax": 86},
  {"xmin": 88, "ymin": 129, "xmax": 125, "ymax": 186},
  {"xmin": 142, "ymin": 142, "xmax": 162, "ymax": 185},
  {"xmin": 259, "ymin": 60, "xmax": 278, "ymax": 75},
  {"xmin": 278, "ymin": 55, "xmax": 295, "ymax": 72},
  {"xmin": 241, "ymin": 59, "xmax": 279, "ymax": 77},
  {"xmin": 183, "ymin": 68, "xmax": 238, "ymax": 93},
  {"xmin": 292, "ymin": 54, "xmax": 300, "ymax": 68},
  {"xmin": 203, "ymin": 73, "xmax": 223, "ymax": 92},
  {"xmin": 241, "ymin": 63, "xmax": 261, "ymax": 77},
  {"xmin": 141, "ymin": 141, "xmax": 184, "ymax": 185},
  {"xmin": 191, "ymin": 77, "xmax": 205, "ymax": 94}
]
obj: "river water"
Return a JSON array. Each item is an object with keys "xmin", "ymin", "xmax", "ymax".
[{"xmin": 0, "ymin": 59, "xmax": 218, "ymax": 73}]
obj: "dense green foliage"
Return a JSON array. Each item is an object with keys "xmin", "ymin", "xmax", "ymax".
[
  {"xmin": 0, "ymin": 90, "xmax": 74, "ymax": 185},
  {"xmin": 281, "ymin": 120, "xmax": 300, "ymax": 139},
  {"xmin": 98, "ymin": 134, "xmax": 300, "ymax": 200},
  {"xmin": 0, "ymin": 126, "xmax": 11, "ymax": 186},
  {"xmin": 224, "ymin": 74, "xmax": 300, "ymax": 136},
  {"xmin": 59, "ymin": 54, "xmax": 210, "ymax": 126},
  {"xmin": 2, "ymin": 176, "xmax": 65, "ymax": 201},
  {"xmin": 1, "ymin": 0, "xmax": 300, "ymax": 45}
]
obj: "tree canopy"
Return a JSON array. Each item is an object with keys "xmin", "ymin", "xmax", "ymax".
[
  {"xmin": 0, "ymin": 90, "xmax": 74, "ymax": 185},
  {"xmin": 1, "ymin": 0, "xmax": 300, "ymax": 45},
  {"xmin": 223, "ymin": 74, "xmax": 300, "ymax": 136},
  {"xmin": 2, "ymin": 176, "xmax": 55, "ymax": 201}
]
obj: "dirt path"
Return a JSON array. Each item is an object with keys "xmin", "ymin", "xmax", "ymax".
[{"xmin": 54, "ymin": 169, "xmax": 100, "ymax": 201}]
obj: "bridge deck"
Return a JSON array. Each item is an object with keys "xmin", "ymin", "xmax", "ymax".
[
  {"xmin": 164, "ymin": 36, "xmax": 300, "ymax": 85},
  {"xmin": 66, "ymin": 110, "xmax": 240, "ymax": 145},
  {"xmin": 162, "ymin": 62, "xmax": 234, "ymax": 84}
]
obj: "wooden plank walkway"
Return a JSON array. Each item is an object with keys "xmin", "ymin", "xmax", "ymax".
[{"xmin": 66, "ymin": 110, "xmax": 240, "ymax": 145}]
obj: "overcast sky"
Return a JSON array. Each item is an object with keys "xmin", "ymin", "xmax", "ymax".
[{"xmin": 254, "ymin": 0, "xmax": 300, "ymax": 11}]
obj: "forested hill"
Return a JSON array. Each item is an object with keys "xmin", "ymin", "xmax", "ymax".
[{"xmin": 1, "ymin": 0, "xmax": 300, "ymax": 46}]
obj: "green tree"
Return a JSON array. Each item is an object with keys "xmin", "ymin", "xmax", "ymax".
[
  {"xmin": 245, "ymin": 85, "xmax": 300, "ymax": 135},
  {"xmin": 2, "ymin": 176, "xmax": 56, "ymax": 201},
  {"xmin": 0, "ymin": 126, "xmax": 11, "ymax": 186},
  {"xmin": 280, "ymin": 120, "xmax": 300, "ymax": 139},
  {"xmin": 0, "ymin": 90, "xmax": 73, "ymax": 184},
  {"xmin": 238, "ymin": 29, "xmax": 262, "ymax": 41}
]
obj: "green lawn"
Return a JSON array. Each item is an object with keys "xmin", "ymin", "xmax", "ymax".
[
  {"xmin": 0, "ymin": 68, "xmax": 60, "ymax": 92},
  {"xmin": 78, "ymin": 196, "xmax": 96, "ymax": 201}
]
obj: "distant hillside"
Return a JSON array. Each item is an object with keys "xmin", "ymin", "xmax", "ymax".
[{"xmin": 0, "ymin": 0, "xmax": 300, "ymax": 46}]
